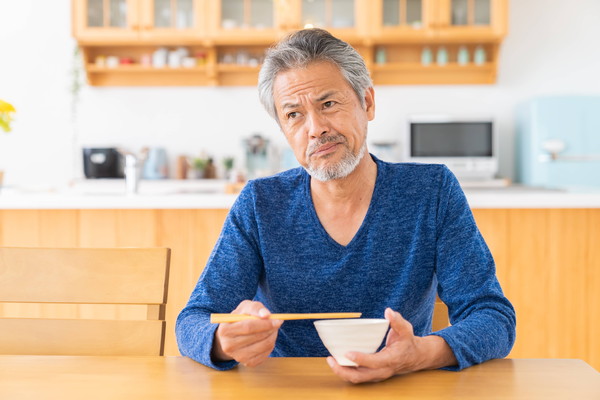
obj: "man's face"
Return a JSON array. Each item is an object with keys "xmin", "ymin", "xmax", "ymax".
[{"xmin": 273, "ymin": 61, "xmax": 375, "ymax": 181}]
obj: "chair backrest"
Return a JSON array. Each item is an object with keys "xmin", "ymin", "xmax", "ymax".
[
  {"xmin": 432, "ymin": 297, "xmax": 450, "ymax": 332},
  {"xmin": 0, "ymin": 247, "xmax": 170, "ymax": 356}
]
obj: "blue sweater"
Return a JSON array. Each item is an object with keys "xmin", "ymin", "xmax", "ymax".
[{"xmin": 176, "ymin": 157, "xmax": 516, "ymax": 371}]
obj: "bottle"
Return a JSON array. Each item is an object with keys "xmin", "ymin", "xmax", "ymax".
[
  {"xmin": 457, "ymin": 46, "xmax": 469, "ymax": 66},
  {"xmin": 152, "ymin": 47, "xmax": 168, "ymax": 68},
  {"xmin": 421, "ymin": 47, "xmax": 433, "ymax": 66},
  {"xmin": 375, "ymin": 47, "xmax": 387, "ymax": 65},
  {"xmin": 204, "ymin": 158, "xmax": 217, "ymax": 179},
  {"xmin": 436, "ymin": 47, "xmax": 448, "ymax": 66},
  {"xmin": 474, "ymin": 45, "xmax": 487, "ymax": 65}
]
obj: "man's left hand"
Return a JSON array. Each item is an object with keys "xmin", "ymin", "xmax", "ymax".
[{"xmin": 326, "ymin": 308, "xmax": 457, "ymax": 384}]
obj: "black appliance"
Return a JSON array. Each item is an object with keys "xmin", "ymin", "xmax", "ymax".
[{"xmin": 83, "ymin": 148, "xmax": 124, "ymax": 178}]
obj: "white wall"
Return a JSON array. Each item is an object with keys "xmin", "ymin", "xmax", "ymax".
[{"xmin": 1, "ymin": 0, "xmax": 599, "ymax": 187}]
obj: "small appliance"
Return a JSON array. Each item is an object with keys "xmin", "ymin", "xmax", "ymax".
[
  {"xmin": 516, "ymin": 95, "xmax": 600, "ymax": 188},
  {"xmin": 82, "ymin": 147, "xmax": 124, "ymax": 179},
  {"xmin": 404, "ymin": 115, "xmax": 498, "ymax": 181}
]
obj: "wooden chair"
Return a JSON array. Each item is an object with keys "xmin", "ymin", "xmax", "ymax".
[
  {"xmin": 433, "ymin": 297, "xmax": 450, "ymax": 332},
  {"xmin": 0, "ymin": 247, "xmax": 170, "ymax": 356}
]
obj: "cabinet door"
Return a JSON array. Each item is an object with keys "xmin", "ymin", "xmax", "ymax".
[
  {"xmin": 292, "ymin": 0, "xmax": 368, "ymax": 40},
  {"xmin": 208, "ymin": 0, "xmax": 283, "ymax": 43},
  {"xmin": 138, "ymin": 0, "xmax": 205, "ymax": 41},
  {"xmin": 433, "ymin": 0, "xmax": 508, "ymax": 40},
  {"xmin": 370, "ymin": 0, "xmax": 436, "ymax": 40},
  {"xmin": 72, "ymin": 0, "xmax": 141, "ymax": 42}
]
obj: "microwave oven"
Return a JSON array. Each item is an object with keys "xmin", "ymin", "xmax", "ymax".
[{"xmin": 404, "ymin": 115, "xmax": 498, "ymax": 181}]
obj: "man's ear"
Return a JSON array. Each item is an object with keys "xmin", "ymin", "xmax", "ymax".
[{"xmin": 364, "ymin": 87, "xmax": 375, "ymax": 121}]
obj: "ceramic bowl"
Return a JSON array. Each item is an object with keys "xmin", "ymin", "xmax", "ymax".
[{"xmin": 313, "ymin": 319, "xmax": 389, "ymax": 366}]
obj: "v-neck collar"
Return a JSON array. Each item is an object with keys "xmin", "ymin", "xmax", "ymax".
[{"xmin": 303, "ymin": 154, "xmax": 383, "ymax": 250}]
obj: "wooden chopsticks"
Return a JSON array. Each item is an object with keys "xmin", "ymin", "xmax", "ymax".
[{"xmin": 210, "ymin": 312, "xmax": 362, "ymax": 324}]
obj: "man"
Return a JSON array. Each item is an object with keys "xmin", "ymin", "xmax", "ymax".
[{"xmin": 176, "ymin": 28, "xmax": 516, "ymax": 384}]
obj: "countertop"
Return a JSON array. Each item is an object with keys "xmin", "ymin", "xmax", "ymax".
[{"xmin": 1, "ymin": 179, "xmax": 600, "ymax": 209}]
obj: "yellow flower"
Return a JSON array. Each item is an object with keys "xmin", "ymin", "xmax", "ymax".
[{"xmin": 0, "ymin": 99, "xmax": 16, "ymax": 133}]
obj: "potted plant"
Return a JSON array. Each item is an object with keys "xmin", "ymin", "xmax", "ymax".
[
  {"xmin": 0, "ymin": 99, "xmax": 16, "ymax": 133},
  {"xmin": 191, "ymin": 157, "xmax": 208, "ymax": 179},
  {"xmin": 0, "ymin": 99, "xmax": 16, "ymax": 186}
]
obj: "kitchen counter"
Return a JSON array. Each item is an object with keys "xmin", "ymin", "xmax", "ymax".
[{"xmin": 1, "ymin": 179, "xmax": 600, "ymax": 209}]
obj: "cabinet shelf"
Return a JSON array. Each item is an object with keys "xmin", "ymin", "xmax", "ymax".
[
  {"xmin": 216, "ymin": 64, "xmax": 261, "ymax": 72},
  {"xmin": 73, "ymin": 0, "xmax": 509, "ymax": 86},
  {"xmin": 372, "ymin": 62, "xmax": 496, "ymax": 84},
  {"xmin": 87, "ymin": 65, "xmax": 209, "ymax": 73},
  {"xmin": 372, "ymin": 61, "xmax": 494, "ymax": 71},
  {"xmin": 85, "ymin": 64, "xmax": 212, "ymax": 86}
]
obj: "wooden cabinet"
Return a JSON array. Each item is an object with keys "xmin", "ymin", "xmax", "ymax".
[
  {"xmin": 72, "ymin": 0, "xmax": 508, "ymax": 86},
  {"xmin": 73, "ymin": 0, "xmax": 140, "ymax": 42},
  {"xmin": 368, "ymin": 0, "xmax": 508, "ymax": 84},
  {"xmin": 73, "ymin": 0, "xmax": 206, "ymax": 43}
]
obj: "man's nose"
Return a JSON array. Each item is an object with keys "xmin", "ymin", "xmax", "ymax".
[{"xmin": 306, "ymin": 111, "xmax": 329, "ymax": 138}]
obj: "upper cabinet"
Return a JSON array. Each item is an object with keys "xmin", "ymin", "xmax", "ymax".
[
  {"xmin": 72, "ymin": 0, "xmax": 509, "ymax": 86},
  {"xmin": 206, "ymin": 0, "xmax": 368, "ymax": 43},
  {"xmin": 73, "ymin": 0, "xmax": 206, "ymax": 43},
  {"xmin": 370, "ymin": 0, "xmax": 506, "ymax": 39},
  {"xmin": 207, "ymin": 0, "xmax": 283, "ymax": 43},
  {"xmin": 433, "ymin": 0, "xmax": 508, "ymax": 40},
  {"xmin": 367, "ymin": 0, "xmax": 508, "ymax": 84},
  {"xmin": 292, "ymin": 0, "xmax": 369, "ymax": 41}
]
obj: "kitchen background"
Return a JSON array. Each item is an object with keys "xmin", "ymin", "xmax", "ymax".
[{"xmin": 1, "ymin": 0, "xmax": 600, "ymax": 188}]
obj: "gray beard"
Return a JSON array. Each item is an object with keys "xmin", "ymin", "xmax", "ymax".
[{"xmin": 304, "ymin": 138, "xmax": 367, "ymax": 182}]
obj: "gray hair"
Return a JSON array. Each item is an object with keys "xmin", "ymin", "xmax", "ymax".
[{"xmin": 258, "ymin": 28, "xmax": 373, "ymax": 121}]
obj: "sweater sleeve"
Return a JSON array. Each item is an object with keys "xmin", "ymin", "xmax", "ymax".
[
  {"xmin": 175, "ymin": 182, "xmax": 263, "ymax": 370},
  {"xmin": 429, "ymin": 167, "xmax": 516, "ymax": 371}
]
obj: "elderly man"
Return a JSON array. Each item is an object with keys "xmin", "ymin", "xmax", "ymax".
[{"xmin": 176, "ymin": 28, "xmax": 515, "ymax": 384}]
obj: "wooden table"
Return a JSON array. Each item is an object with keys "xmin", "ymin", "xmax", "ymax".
[{"xmin": 1, "ymin": 356, "xmax": 599, "ymax": 399}]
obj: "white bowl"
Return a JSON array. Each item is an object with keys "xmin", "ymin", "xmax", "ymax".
[{"xmin": 314, "ymin": 319, "xmax": 390, "ymax": 366}]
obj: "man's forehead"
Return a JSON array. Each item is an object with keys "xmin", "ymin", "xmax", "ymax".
[{"xmin": 273, "ymin": 63, "xmax": 351, "ymax": 107}]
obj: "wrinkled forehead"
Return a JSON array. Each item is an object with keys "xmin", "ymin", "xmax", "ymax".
[{"xmin": 272, "ymin": 61, "xmax": 352, "ymax": 105}]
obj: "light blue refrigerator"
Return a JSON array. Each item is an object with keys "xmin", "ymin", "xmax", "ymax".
[{"xmin": 516, "ymin": 95, "xmax": 600, "ymax": 188}]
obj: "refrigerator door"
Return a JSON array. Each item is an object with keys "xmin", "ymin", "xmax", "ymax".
[{"xmin": 516, "ymin": 96, "xmax": 600, "ymax": 188}]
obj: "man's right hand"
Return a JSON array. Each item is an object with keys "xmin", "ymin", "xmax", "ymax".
[{"xmin": 212, "ymin": 300, "xmax": 283, "ymax": 367}]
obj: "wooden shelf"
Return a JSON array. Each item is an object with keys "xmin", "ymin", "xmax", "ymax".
[
  {"xmin": 372, "ymin": 62, "xmax": 496, "ymax": 84},
  {"xmin": 216, "ymin": 64, "xmax": 261, "ymax": 72},
  {"xmin": 73, "ymin": 0, "xmax": 509, "ymax": 87},
  {"xmin": 86, "ymin": 65, "xmax": 213, "ymax": 86},
  {"xmin": 87, "ymin": 65, "xmax": 209, "ymax": 73}
]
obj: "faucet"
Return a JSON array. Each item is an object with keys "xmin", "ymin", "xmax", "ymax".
[{"xmin": 124, "ymin": 154, "xmax": 141, "ymax": 195}]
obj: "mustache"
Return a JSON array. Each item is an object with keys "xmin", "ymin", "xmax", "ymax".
[{"xmin": 306, "ymin": 134, "xmax": 347, "ymax": 157}]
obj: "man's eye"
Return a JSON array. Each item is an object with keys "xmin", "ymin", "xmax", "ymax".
[
  {"xmin": 287, "ymin": 112, "xmax": 299, "ymax": 119},
  {"xmin": 323, "ymin": 101, "xmax": 336, "ymax": 108}
]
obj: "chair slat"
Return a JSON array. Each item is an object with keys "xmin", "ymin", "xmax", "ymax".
[
  {"xmin": 0, "ymin": 319, "xmax": 165, "ymax": 356},
  {"xmin": 0, "ymin": 247, "xmax": 170, "ymax": 304}
]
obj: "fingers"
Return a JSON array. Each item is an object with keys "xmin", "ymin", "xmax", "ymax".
[
  {"xmin": 215, "ymin": 300, "xmax": 283, "ymax": 367},
  {"xmin": 385, "ymin": 307, "xmax": 414, "ymax": 337},
  {"xmin": 326, "ymin": 308, "xmax": 419, "ymax": 383},
  {"xmin": 233, "ymin": 300, "xmax": 271, "ymax": 319},
  {"xmin": 326, "ymin": 356, "xmax": 392, "ymax": 384}
]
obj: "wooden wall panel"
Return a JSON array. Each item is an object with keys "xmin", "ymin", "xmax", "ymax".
[
  {"xmin": 154, "ymin": 209, "xmax": 229, "ymax": 355},
  {"xmin": 39, "ymin": 210, "xmax": 79, "ymax": 247},
  {"xmin": 546, "ymin": 209, "xmax": 588, "ymax": 361},
  {"xmin": 156, "ymin": 209, "xmax": 196, "ymax": 355},
  {"xmin": 78, "ymin": 210, "xmax": 119, "ymax": 247},
  {"xmin": 588, "ymin": 209, "xmax": 600, "ymax": 370},
  {"xmin": 115, "ymin": 209, "xmax": 158, "ymax": 246},
  {"xmin": 0, "ymin": 210, "xmax": 41, "ymax": 246},
  {"xmin": 471, "ymin": 209, "xmax": 509, "ymax": 288},
  {"xmin": 506, "ymin": 209, "xmax": 551, "ymax": 358}
]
